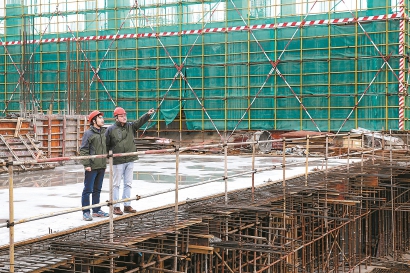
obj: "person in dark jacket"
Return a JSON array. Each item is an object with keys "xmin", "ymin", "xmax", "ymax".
[
  {"xmin": 80, "ymin": 110, "xmax": 109, "ymax": 221},
  {"xmin": 105, "ymin": 106, "xmax": 154, "ymax": 215}
]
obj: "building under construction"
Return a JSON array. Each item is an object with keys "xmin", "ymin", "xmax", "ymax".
[{"xmin": 1, "ymin": 0, "xmax": 410, "ymax": 272}]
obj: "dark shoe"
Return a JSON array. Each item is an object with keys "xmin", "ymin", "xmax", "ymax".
[
  {"xmin": 124, "ymin": 206, "xmax": 136, "ymax": 213},
  {"xmin": 93, "ymin": 210, "xmax": 109, "ymax": 217},
  {"xmin": 113, "ymin": 207, "xmax": 123, "ymax": 215}
]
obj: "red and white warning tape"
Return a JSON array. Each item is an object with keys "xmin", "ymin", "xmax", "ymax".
[
  {"xmin": 398, "ymin": 0, "xmax": 405, "ymax": 130},
  {"xmin": 0, "ymin": 13, "xmax": 401, "ymax": 46}
]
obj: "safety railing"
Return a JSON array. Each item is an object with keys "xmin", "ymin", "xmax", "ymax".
[{"xmin": 1, "ymin": 131, "xmax": 406, "ymax": 272}]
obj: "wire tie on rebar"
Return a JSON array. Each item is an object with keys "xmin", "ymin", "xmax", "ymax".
[
  {"xmin": 106, "ymin": 200, "xmax": 113, "ymax": 206},
  {"xmin": 6, "ymin": 220, "xmax": 14, "ymax": 228},
  {"xmin": 222, "ymin": 176, "xmax": 228, "ymax": 180},
  {"xmin": 136, "ymin": 195, "xmax": 141, "ymax": 200}
]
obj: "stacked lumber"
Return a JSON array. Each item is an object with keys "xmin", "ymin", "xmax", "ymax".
[{"xmin": 279, "ymin": 131, "xmax": 334, "ymax": 155}]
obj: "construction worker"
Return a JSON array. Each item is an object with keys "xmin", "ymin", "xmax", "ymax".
[
  {"xmin": 105, "ymin": 106, "xmax": 155, "ymax": 215},
  {"xmin": 80, "ymin": 110, "xmax": 109, "ymax": 221}
]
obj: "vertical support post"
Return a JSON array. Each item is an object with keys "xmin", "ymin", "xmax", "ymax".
[
  {"xmin": 389, "ymin": 130, "xmax": 395, "ymax": 259},
  {"xmin": 224, "ymin": 136, "xmax": 229, "ymax": 250},
  {"xmin": 361, "ymin": 133, "xmax": 364, "ymax": 208},
  {"xmin": 8, "ymin": 157, "xmax": 14, "ymax": 273},
  {"xmin": 47, "ymin": 116, "xmax": 52, "ymax": 157},
  {"xmin": 347, "ymin": 132, "xmax": 350, "ymax": 175},
  {"xmin": 174, "ymin": 146, "xmax": 180, "ymax": 272},
  {"xmin": 382, "ymin": 131, "xmax": 385, "ymax": 160},
  {"xmin": 251, "ymin": 133, "xmax": 256, "ymax": 202},
  {"xmin": 325, "ymin": 135, "xmax": 329, "ymax": 231},
  {"xmin": 62, "ymin": 115, "xmax": 66, "ymax": 157},
  {"xmin": 282, "ymin": 137, "xmax": 286, "ymax": 214},
  {"xmin": 108, "ymin": 150, "xmax": 114, "ymax": 273},
  {"xmin": 76, "ymin": 117, "xmax": 80, "ymax": 153},
  {"xmin": 372, "ymin": 131, "xmax": 375, "ymax": 164},
  {"xmin": 305, "ymin": 135, "xmax": 309, "ymax": 186},
  {"xmin": 224, "ymin": 140, "xmax": 228, "ymax": 205},
  {"xmin": 267, "ymin": 214, "xmax": 272, "ymax": 273}
]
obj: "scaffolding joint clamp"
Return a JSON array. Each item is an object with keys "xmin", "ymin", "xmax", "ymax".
[
  {"xmin": 5, "ymin": 159, "xmax": 13, "ymax": 167},
  {"xmin": 6, "ymin": 220, "xmax": 14, "ymax": 228}
]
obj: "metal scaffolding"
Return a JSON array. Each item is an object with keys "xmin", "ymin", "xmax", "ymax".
[
  {"xmin": 0, "ymin": 0, "xmax": 409, "ymax": 132},
  {"xmin": 1, "ymin": 133, "xmax": 410, "ymax": 272}
]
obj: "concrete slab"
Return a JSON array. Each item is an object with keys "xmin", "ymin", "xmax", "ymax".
[{"xmin": 0, "ymin": 154, "xmax": 349, "ymax": 246}]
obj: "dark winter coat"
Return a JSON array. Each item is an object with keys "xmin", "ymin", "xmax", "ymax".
[
  {"xmin": 80, "ymin": 126, "xmax": 107, "ymax": 169},
  {"xmin": 105, "ymin": 113, "xmax": 150, "ymax": 165}
]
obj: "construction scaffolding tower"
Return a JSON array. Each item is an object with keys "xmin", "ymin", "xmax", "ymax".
[{"xmin": 0, "ymin": 0, "xmax": 408, "ymax": 133}]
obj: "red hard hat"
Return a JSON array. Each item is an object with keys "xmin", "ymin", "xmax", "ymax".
[
  {"xmin": 88, "ymin": 110, "xmax": 103, "ymax": 122},
  {"xmin": 114, "ymin": 107, "xmax": 126, "ymax": 116}
]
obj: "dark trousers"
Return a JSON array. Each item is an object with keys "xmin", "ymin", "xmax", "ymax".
[{"xmin": 81, "ymin": 168, "xmax": 105, "ymax": 213}]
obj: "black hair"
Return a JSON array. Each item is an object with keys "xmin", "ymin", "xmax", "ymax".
[{"xmin": 90, "ymin": 115, "xmax": 99, "ymax": 126}]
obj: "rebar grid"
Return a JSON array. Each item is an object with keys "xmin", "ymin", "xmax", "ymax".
[{"xmin": 1, "ymin": 153, "xmax": 410, "ymax": 272}]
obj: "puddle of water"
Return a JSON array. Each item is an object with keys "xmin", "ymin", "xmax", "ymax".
[
  {"xmin": 0, "ymin": 166, "xmax": 84, "ymax": 189},
  {"xmin": 132, "ymin": 172, "xmax": 219, "ymax": 185},
  {"xmin": 37, "ymin": 205, "xmax": 65, "ymax": 208}
]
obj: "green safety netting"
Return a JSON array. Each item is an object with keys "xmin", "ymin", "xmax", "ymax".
[{"xmin": 0, "ymin": 0, "xmax": 407, "ymax": 131}]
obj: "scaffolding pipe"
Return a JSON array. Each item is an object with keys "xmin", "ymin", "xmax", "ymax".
[
  {"xmin": 109, "ymin": 150, "xmax": 114, "ymax": 273},
  {"xmin": 8, "ymin": 157, "xmax": 14, "ymax": 273},
  {"xmin": 305, "ymin": 135, "xmax": 309, "ymax": 186},
  {"xmin": 174, "ymin": 146, "xmax": 180, "ymax": 273},
  {"xmin": 252, "ymin": 133, "xmax": 256, "ymax": 201}
]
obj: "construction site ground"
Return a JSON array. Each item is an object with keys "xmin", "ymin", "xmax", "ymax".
[
  {"xmin": 0, "ymin": 153, "xmax": 345, "ymax": 246},
  {"xmin": 1, "ymin": 150, "xmax": 410, "ymax": 272}
]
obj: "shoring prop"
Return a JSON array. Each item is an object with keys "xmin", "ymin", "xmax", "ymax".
[
  {"xmin": 140, "ymin": 0, "xmax": 224, "ymax": 137},
  {"xmin": 56, "ymin": 12, "xmax": 116, "ymax": 107},
  {"xmin": 135, "ymin": 0, "xmax": 223, "ymax": 139},
  {"xmin": 0, "ymin": 6, "xmax": 60, "ymax": 114},
  {"xmin": 8, "ymin": 157, "xmax": 14, "ymax": 273},
  {"xmin": 226, "ymin": 0, "xmax": 322, "ymax": 139},
  {"xmin": 333, "ymin": 53, "xmax": 393, "ymax": 136}
]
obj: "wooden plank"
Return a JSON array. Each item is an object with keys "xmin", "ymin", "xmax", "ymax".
[
  {"xmin": 188, "ymin": 245, "xmax": 214, "ymax": 254},
  {"xmin": 14, "ymin": 117, "xmax": 23, "ymax": 137}
]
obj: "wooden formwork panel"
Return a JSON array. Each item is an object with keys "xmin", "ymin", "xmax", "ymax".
[
  {"xmin": 0, "ymin": 118, "xmax": 33, "ymax": 137},
  {"xmin": 32, "ymin": 114, "xmax": 87, "ymax": 158}
]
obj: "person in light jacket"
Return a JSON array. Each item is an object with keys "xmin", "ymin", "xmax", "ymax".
[{"xmin": 105, "ymin": 106, "xmax": 154, "ymax": 215}]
